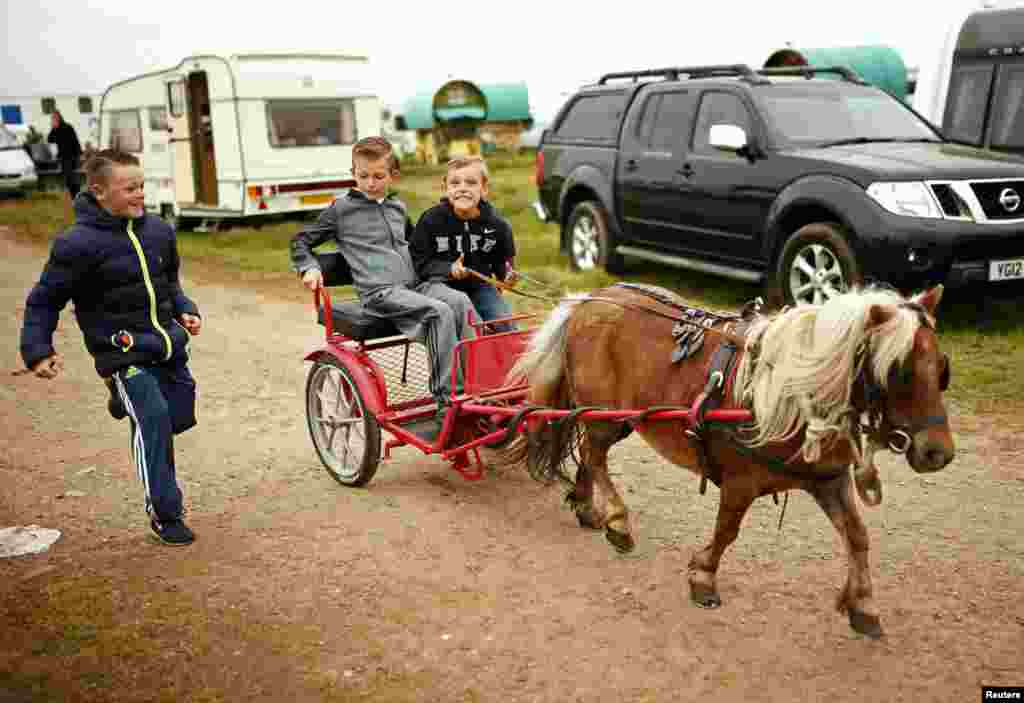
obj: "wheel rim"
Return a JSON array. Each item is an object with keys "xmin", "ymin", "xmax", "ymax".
[
  {"xmin": 571, "ymin": 214, "xmax": 600, "ymax": 270},
  {"xmin": 308, "ymin": 364, "xmax": 368, "ymax": 482},
  {"xmin": 788, "ymin": 243, "xmax": 848, "ymax": 305}
]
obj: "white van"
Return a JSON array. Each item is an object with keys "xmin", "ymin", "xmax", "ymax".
[
  {"xmin": 98, "ymin": 51, "xmax": 380, "ymax": 229},
  {"xmin": 914, "ymin": 1, "xmax": 1024, "ymax": 154},
  {"xmin": 0, "ymin": 124, "xmax": 38, "ymax": 195}
]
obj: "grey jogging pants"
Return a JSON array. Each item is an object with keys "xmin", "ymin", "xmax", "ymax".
[{"xmin": 361, "ymin": 282, "xmax": 476, "ymax": 403}]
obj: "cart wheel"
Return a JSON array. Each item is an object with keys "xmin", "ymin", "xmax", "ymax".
[{"xmin": 305, "ymin": 357, "xmax": 381, "ymax": 486}]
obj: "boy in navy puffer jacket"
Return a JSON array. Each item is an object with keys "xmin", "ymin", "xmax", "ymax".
[{"xmin": 19, "ymin": 149, "xmax": 202, "ymax": 546}]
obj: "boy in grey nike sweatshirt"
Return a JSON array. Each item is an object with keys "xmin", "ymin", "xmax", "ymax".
[{"xmin": 290, "ymin": 137, "xmax": 476, "ymax": 407}]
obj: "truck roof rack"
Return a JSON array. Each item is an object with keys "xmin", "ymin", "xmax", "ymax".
[
  {"xmin": 597, "ymin": 64, "xmax": 759, "ymax": 85},
  {"xmin": 595, "ymin": 63, "xmax": 869, "ymax": 87},
  {"xmin": 756, "ymin": 65, "xmax": 868, "ymax": 85}
]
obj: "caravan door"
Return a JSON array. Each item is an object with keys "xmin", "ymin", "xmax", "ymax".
[{"xmin": 165, "ymin": 76, "xmax": 196, "ymax": 205}]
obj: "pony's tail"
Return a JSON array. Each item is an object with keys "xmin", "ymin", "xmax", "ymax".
[{"xmin": 497, "ymin": 298, "xmax": 583, "ymax": 485}]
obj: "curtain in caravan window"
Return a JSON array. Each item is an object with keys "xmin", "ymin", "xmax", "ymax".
[
  {"xmin": 944, "ymin": 66, "xmax": 994, "ymax": 145},
  {"xmin": 266, "ymin": 100, "xmax": 357, "ymax": 148},
  {"xmin": 109, "ymin": 110, "xmax": 142, "ymax": 152},
  {"xmin": 990, "ymin": 65, "xmax": 1024, "ymax": 149}
]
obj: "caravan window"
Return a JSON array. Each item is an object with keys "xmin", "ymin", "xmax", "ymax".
[
  {"xmin": 266, "ymin": 100, "xmax": 357, "ymax": 148},
  {"xmin": 148, "ymin": 106, "xmax": 169, "ymax": 132},
  {"xmin": 167, "ymin": 81, "xmax": 186, "ymax": 118},
  {"xmin": 41, "ymin": 98, "xmax": 56, "ymax": 114},
  {"xmin": 989, "ymin": 64, "xmax": 1024, "ymax": 150},
  {"xmin": 78, "ymin": 97, "xmax": 94, "ymax": 114},
  {"xmin": 943, "ymin": 66, "xmax": 994, "ymax": 145},
  {"xmin": 109, "ymin": 110, "xmax": 142, "ymax": 152}
]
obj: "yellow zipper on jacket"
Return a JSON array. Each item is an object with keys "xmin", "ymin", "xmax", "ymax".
[{"xmin": 125, "ymin": 220, "xmax": 173, "ymax": 361}]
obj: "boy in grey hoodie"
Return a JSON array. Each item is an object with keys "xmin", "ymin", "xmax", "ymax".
[{"xmin": 290, "ymin": 137, "xmax": 475, "ymax": 411}]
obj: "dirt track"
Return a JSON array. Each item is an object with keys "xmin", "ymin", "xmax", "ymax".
[{"xmin": 1, "ymin": 231, "xmax": 1021, "ymax": 702}]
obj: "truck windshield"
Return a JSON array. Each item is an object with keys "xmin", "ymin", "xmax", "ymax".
[{"xmin": 757, "ymin": 84, "xmax": 940, "ymax": 147}]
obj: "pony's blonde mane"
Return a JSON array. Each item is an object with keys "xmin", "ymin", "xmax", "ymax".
[{"xmin": 732, "ymin": 287, "xmax": 923, "ymax": 462}]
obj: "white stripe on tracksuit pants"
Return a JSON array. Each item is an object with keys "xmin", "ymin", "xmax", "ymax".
[{"xmin": 111, "ymin": 358, "xmax": 196, "ymax": 521}]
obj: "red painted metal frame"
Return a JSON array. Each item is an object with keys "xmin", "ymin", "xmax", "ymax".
[{"xmin": 309, "ymin": 289, "xmax": 755, "ymax": 481}]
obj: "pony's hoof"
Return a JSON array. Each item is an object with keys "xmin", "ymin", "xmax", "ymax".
[
  {"xmin": 855, "ymin": 470, "xmax": 883, "ymax": 507},
  {"xmin": 690, "ymin": 584, "xmax": 721, "ymax": 609},
  {"xmin": 605, "ymin": 527, "xmax": 635, "ymax": 553},
  {"xmin": 849, "ymin": 608, "xmax": 884, "ymax": 639},
  {"xmin": 575, "ymin": 510, "xmax": 603, "ymax": 530}
]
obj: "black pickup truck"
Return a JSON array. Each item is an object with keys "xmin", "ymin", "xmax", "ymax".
[{"xmin": 535, "ymin": 64, "xmax": 1024, "ymax": 305}]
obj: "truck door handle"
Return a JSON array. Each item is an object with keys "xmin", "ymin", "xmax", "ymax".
[
  {"xmin": 624, "ymin": 159, "xmax": 638, "ymax": 172},
  {"xmin": 676, "ymin": 163, "xmax": 694, "ymax": 178}
]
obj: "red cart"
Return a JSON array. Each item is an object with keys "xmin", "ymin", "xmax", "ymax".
[{"xmin": 302, "ymin": 253, "xmax": 752, "ymax": 486}]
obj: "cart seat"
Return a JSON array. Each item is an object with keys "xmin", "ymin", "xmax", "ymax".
[
  {"xmin": 317, "ymin": 301, "xmax": 401, "ymax": 341},
  {"xmin": 311, "ymin": 251, "xmax": 403, "ymax": 341}
]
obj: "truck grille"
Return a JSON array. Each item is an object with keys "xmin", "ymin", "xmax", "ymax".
[
  {"xmin": 969, "ymin": 180, "xmax": 1024, "ymax": 220},
  {"xmin": 929, "ymin": 184, "xmax": 964, "ymax": 218},
  {"xmin": 927, "ymin": 179, "xmax": 1024, "ymax": 223}
]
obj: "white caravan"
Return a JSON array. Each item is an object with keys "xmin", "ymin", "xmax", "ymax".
[
  {"xmin": 913, "ymin": 1, "xmax": 1024, "ymax": 155},
  {"xmin": 0, "ymin": 94, "xmax": 101, "ymax": 147},
  {"xmin": 98, "ymin": 51, "xmax": 380, "ymax": 228}
]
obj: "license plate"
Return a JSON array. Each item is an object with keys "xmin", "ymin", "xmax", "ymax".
[
  {"xmin": 300, "ymin": 193, "xmax": 335, "ymax": 206},
  {"xmin": 989, "ymin": 258, "xmax": 1024, "ymax": 281}
]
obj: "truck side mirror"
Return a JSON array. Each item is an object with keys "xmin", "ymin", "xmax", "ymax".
[{"xmin": 709, "ymin": 124, "xmax": 748, "ymax": 153}]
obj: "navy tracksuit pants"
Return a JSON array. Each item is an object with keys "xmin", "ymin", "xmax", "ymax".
[{"xmin": 111, "ymin": 359, "xmax": 197, "ymax": 522}]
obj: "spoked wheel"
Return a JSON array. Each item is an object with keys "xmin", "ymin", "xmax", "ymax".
[{"xmin": 305, "ymin": 357, "xmax": 381, "ymax": 486}]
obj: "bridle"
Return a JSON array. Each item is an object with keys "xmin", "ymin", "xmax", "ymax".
[{"xmin": 853, "ymin": 302, "xmax": 950, "ymax": 455}]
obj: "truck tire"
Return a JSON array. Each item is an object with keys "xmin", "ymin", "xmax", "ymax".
[
  {"xmin": 565, "ymin": 201, "xmax": 625, "ymax": 274},
  {"xmin": 771, "ymin": 222, "xmax": 862, "ymax": 307}
]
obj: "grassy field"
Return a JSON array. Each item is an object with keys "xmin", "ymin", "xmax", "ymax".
[{"xmin": 2, "ymin": 154, "xmax": 1023, "ymax": 420}]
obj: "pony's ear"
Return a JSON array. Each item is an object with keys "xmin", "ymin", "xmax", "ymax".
[
  {"xmin": 913, "ymin": 284, "xmax": 944, "ymax": 316},
  {"xmin": 866, "ymin": 304, "xmax": 895, "ymax": 331}
]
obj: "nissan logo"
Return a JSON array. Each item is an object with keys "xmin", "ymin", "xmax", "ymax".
[{"xmin": 999, "ymin": 187, "xmax": 1021, "ymax": 213}]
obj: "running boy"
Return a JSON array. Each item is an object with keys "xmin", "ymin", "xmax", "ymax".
[
  {"xmin": 410, "ymin": 156, "xmax": 518, "ymax": 332},
  {"xmin": 290, "ymin": 136, "xmax": 476, "ymax": 412},
  {"xmin": 19, "ymin": 149, "xmax": 202, "ymax": 546}
]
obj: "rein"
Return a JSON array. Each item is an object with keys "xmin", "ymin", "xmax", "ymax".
[{"xmin": 464, "ymin": 272, "xmax": 751, "ymax": 345}]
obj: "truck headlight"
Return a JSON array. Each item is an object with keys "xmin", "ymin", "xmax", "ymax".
[{"xmin": 866, "ymin": 182, "xmax": 942, "ymax": 219}]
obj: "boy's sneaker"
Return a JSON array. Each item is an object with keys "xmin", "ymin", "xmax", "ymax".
[
  {"xmin": 105, "ymin": 380, "xmax": 127, "ymax": 420},
  {"xmin": 149, "ymin": 518, "xmax": 195, "ymax": 546}
]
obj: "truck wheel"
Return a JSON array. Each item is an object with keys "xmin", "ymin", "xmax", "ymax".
[
  {"xmin": 566, "ymin": 201, "xmax": 624, "ymax": 274},
  {"xmin": 773, "ymin": 223, "xmax": 862, "ymax": 307}
]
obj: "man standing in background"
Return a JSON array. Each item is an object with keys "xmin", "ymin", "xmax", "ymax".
[{"xmin": 47, "ymin": 110, "xmax": 83, "ymax": 219}]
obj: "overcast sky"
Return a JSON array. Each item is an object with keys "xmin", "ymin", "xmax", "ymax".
[{"xmin": 1, "ymin": 0, "xmax": 990, "ymax": 121}]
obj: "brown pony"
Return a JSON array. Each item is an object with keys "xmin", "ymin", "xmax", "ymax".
[{"xmin": 502, "ymin": 283, "xmax": 954, "ymax": 638}]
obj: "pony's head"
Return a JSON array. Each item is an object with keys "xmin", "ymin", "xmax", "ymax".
[
  {"xmin": 734, "ymin": 284, "xmax": 954, "ymax": 473},
  {"xmin": 853, "ymin": 285, "xmax": 954, "ymax": 473}
]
